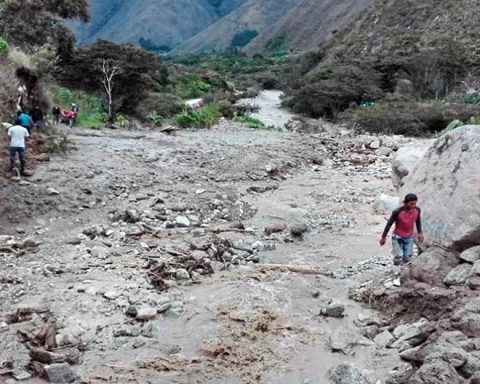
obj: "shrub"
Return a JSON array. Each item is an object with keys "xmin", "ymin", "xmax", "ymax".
[
  {"xmin": 467, "ymin": 116, "xmax": 480, "ymax": 125},
  {"xmin": 232, "ymin": 115, "xmax": 265, "ymax": 129},
  {"xmin": 230, "ymin": 30, "xmax": 259, "ymax": 50},
  {"xmin": 0, "ymin": 37, "xmax": 9, "ymax": 56},
  {"xmin": 182, "ymin": 77, "xmax": 212, "ymax": 99},
  {"xmin": 214, "ymin": 100, "xmax": 235, "ymax": 118},
  {"xmin": 147, "ymin": 112, "xmax": 164, "ymax": 127},
  {"xmin": 445, "ymin": 119, "xmax": 464, "ymax": 132},
  {"xmin": 136, "ymin": 92, "xmax": 182, "ymax": 118},
  {"xmin": 116, "ymin": 114, "xmax": 130, "ymax": 127},
  {"xmin": 174, "ymin": 105, "xmax": 222, "ymax": 128}
]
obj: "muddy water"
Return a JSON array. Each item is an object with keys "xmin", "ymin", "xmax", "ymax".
[
  {"xmin": 237, "ymin": 90, "xmax": 296, "ymax": 129},
  {"xmin": 0, "ymin": 95, "xmax": 406, "ymax": 383}
]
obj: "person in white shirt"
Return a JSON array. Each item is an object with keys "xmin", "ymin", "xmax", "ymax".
[{"xmin": 8, "ymin": 119, "xmax": 29, "ymax": 175}]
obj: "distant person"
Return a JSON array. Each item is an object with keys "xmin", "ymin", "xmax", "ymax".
[
  {"xmin": 380, "ymin": 193, "xmax": 424, "ymax": 265},
  {"xmin": 17, "ymin": 110, "xmax": 33, "ymax": 134},
  {"xmin": 52, "ymin": 105, "xmax": 61, "ymax": 125},
  {"xmin": 31, "ymin": 105, "xmax": 44, "ymax": 132},
  {"xmin": 70, "ymin": 103, "xmax": 79, "ymax": 127},
  {"xmin": 8, "ymin": 118, "xmax": 29, "ymax": 176}
]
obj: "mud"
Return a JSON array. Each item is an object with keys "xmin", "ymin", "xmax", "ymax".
[{"xmin": 0, "ymin": 92, "xmax": 423, "ymax": 383}]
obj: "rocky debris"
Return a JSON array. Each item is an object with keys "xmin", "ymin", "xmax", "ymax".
[
  {"xmin": 390, "ymin": 319, "xmax": 435, "ymax": 352},
  {"xmin": 373, "ymin": 194, "xmax": 399, "ymax": 214},
  {"xmin": 264, "ymin": 223, "xmax": 286, "ymax": 235},
  {"xmin": 459, "ymin": 245, "xmax": 480, "ymax": 264},
  {"xmin": 320, "ymin": 300, "xmax": 345, "ymax": 318},
  {"xmin": 374, "ymin": 330, "xmax": 395, "ymax": 348},
  {"xmin": 391, "ymin": 145, "xmax": 428, "ymax": 190},
  {"xmin": 444, "ymin": 263, "xmax": 471, "ymax": 286},
  {"xmin": 468, "ymin": 261, "xmax": 480, "ymax": 289},
  {"xmin": 329, "ymin": 328, "xmax": 374, "ymax": 354},
  {"xmin": 409, "ymin": 247, "xmax": 458, "ymax": 286},
  {"xmin": 135, "ymin": 307, "xmax": 157, "ymax": 321},
  {"xmin": 43, "ymin": 363, "xmax": 76, "ymax": 383},
  {"xmin": 290, "ymin": 223, "xmax": 308, "ymax": 237},
  {"xmin": 175, "ymin": 215, "xmax": 191, "ymax": 228},
  {"xmin": 329, "ymin": 363, "xmax": 367, "ymax": 384},
  {"xmin": 401, "ymin": 126, "xmax": 480, "ymax": 250},
  {"xmin": 385, "ymin": 364, "xmax": 415, "ymax": 384},
  {"xmin": 452, "ymin": 298, "xmax": 480, "ymax": 337}
]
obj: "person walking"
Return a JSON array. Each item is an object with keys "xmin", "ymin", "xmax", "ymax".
[
  {"xmin": 70, "ymin": 103, "xmax": 79, "ymax": 127},
  {"xmin": 380, "ymin": 193, "xmax": 424, "ymax": 265},
  {"xmin": 52, "ymin": 105, "xmax": 61, "ymax": 125},
  {"xmin": 8, "ymin": 118, "xmax": 30, "ymax": 176},
  {"xmin": 31, "ymin": 105, "xmax": 44, "ymax": 132},
  {"xmin": 17, "ymin": 110, "xmax": 33, "ymax": 134}
]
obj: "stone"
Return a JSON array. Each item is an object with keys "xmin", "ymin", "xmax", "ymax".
[
  {"xmin": 376, "ymin": 147, "xmax": 393, "ymax": 157},
  {"xmin": 392, "ymin": 145, "xmax": 428, "ymax": 190},
  {"xmin": 43, "ymin": 363, "xmax": 76, "ymax": 383},
  {"xmin": 85, "ymin": 287, "xmax": 97, "ymax": 296},
  {"xmin": 399, "ymin": 345, "xmax": 422, "ymax": 361},
  {"xmin": 373, "ymin": 194, "xmax": 400, "ymax": 214},
  {"xmin": 329, "ymin": 328, "xmax": 374, "ymax": 354},
  {"xmin": 103, "ymin": 290, "xmax": 120, "ymax": 300},
  {"xmin": 125, "ymin": 306, "xmax": 137, "ymax": 318},
  {"xmin": 36, "ymin": 153, "xmax": 50, "ymax": 162},
  {"xmin": 408, "ymin": 360, "xmax": 461, "ymax": 384},
  {"xmin": 471, "ymin": 371, "xmax": 480, "ymax": 384},
  {"xmin": 368, "ymin": 139, "xmax": 381, "ymax": 149},
  {"xmin": 175, "ymin": 268, "xmax": 190, "ymax": 280},
  {"xmin": 124, "ymin": 209, "xmax": 140, "ymax": 223},
  {"xmin": 391, "ymin": 319, "xmax": 434, "ymax": 351},
  {"xmin": 329, "ymin": 363, "xmax": 364, "ymax": 384},
  {"xmin": 459, "ymin": 246, "xmax": 480, "ymax": 264},
  {"xmin": 452, "ymin": 298, "xmax": 480, "ymax": 337},
  {"xmin": 264, "ymin": 224, "xmax": 286, "ymax": 235},
  {"xmin": 374, "ymin": 330, "xmax": 395, "ymax": 348},
  {"xmin": 175, "ymin": 216, "xmax": 191, "ymax": 228},
  {"xmin": 444, "ymin": 263, "xmax": 472, "ymax": 286},
  {"xmin": 459, "ymin": 351, "xmax": 480, "ymax": 378},
  {"xmin": 157, "ymin": 302, "xmax": 172, "ymax": 314},
  {"xmin": 469, "ymin": 260, "xmax": 480, "ymax": 289},
  {"xmin": 13, "ymin": 370, "xmax": 32, "ymax": 380},
  {"xmin": 401, "ymin": 127, "xmax": 480, "ymax": 250},
  {"xmin": 91, "ymin": 246, "xmax": 109, "ymax": 259},
  {"xmin": 425, "ymin": 342, "xmax": 468, "ymax": 368},
  {"xmin": 166, "ymin": 302, "xmax": 185, "ymax": 318},
  {"xmin": 290, "ymin": 223, "xmax": 308, "ymax": 237},
  {"xmin": 47, "ymin": 187, "xmax": 60, "ymax": 195},
  {"xmin": 0, "ymin": 321, "xmax": 8, "ymax": 332},
  {"xmin": 320, "ymin": 300, "xmax": 345, "ymax": 318},
  {"xmin": 135, "ymin": 307, "xmax": 157, "ymax": 321},
  {"xmin": 410, "ymin": 247, "xmax": 458, "ymax": 286},
  {"xmin": 385, "ymin": 364, "xmax": 415, "ymax": 384}
]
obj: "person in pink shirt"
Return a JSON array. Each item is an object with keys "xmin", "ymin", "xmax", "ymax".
[{"xmin": 380, "ymin": 193, "xmax": 424, "ymax": 265}]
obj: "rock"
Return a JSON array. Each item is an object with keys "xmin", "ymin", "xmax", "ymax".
[
  {"xmin": 85, "ymin": 287, "xmax": 97, "ymax": 296},
  {"xmin": 320, "ymin": 300, "xmax": 345, "ymax": 318},
  {"xmin": 459, "ymin": 351, "xmax": 480, "ymax": 377},
  {"xmin": 123, "ymin": 209, "xmax": 140, "ymax": 223},
  {"xmin": 425, "ymin": 342, "xmax": 468, "ymax": 368},
  {"xmin": 13, "ymin": 370, "xmax": 32, "ymax": 380},
  {"xmin": 376, "ymin": 147, "xmax": 393, "ymax": 157},
  {"xmin": 43, "ymin": 363, "xmax": 76, "ymax": 383},
  {"xmin": 46, "ymin": 187, "xmax": 60, "ymax": 195},
  {"xmin": 175, "ymin": 268, "xmax": 190, "ymax": 280},
  {"xmin": 391, "ymin": 319, "xmax": 434, "ymax": 351},
  {"xmin": 290, "ymin": 223, "xmax": 308, "ymax": 237},
  {"xmin": 90, "ymin": 246, "xmax": 109, "ymax": 259},
  {"xmin": 264, "ymin": 224, "xmax": 286, "ymax": 235},
  {"xmin": 165, "ymin": 302, "xmax": 184, "ymax": 318},
  {"xmin": 143, "ymin": 321, "xmax": 166, "ymax": 338},
  {"xmin": 0, "ymin": 321, "xmax": 8, "ymax": 332},
  {"xmin": 36, "ymin": 153, "xmax": 50, "ymax": 162},
  {"xmin": 469, "ymin": 261, "xmax": 480, "ymax": 289},
  {"xmin": 157, "ymin": 302, "xmax": 172, "ymax": 314},
  {"xmin": 103, "ymin": 290, "xmax": 120, "ymax": 300},
  {"xmin": 409, "ymin": 247, "xmax": 458, "ymax": 286},
  {"xmin": 125, "ymin": 306, "xmax": 137, "ymax": 318},
  {"xmin": 452, "ymin": 298, "xmax": 480, "ymax": 337},
  {"xmin": 329, "ymin": 328, "xmax": 374, "ymax": 354},
  {"xmin": 135, "ymin": 307, "xmax": 157, "ymax": 321},
  {"xmin": 329, "ymin": 363, "xmax": 364, "ymax": 384},
  {"xmin": 444, "ymin": 263, "xmax": 472, "ymax": 286},
  {"xmin": 385, "ymin": 364, "xmax": 415, "ymax": 384},
  {"xmin": 399, "ymin": 345, "xmax": 422, "ymax": 361},
  {"xmin": 368, "ymin": 139, "xmax": 381, "ymax": 149},
  {"xmin": 471, "ymin": 371, "xmax": 480, "ymax": 384},
  {"xmin": 408, "ymin": 360, "xmax": 461, "ymax": 384},
  {"xmin": 392, "ymin": 145, "xmax": 428, "ymax": 190},
  {"xmin": 401, "ymin": 127, "xmax": 480, "ymax": 250},
  {"xmin": 373, "ymin": 194, "xmax": 400, "ymax": 214},
  {"xmin": 175, "ymin": 216, "xmax": 191, "ymax": 228},
  {"xmin": 20, "ymin": 237, "xmax": 41, "ymax": 248},
  {"xmin": 459, "ymin": 246, "xmax": 480, "ymax": 264},
  {"xmin": 374, "ymin": 330, "xmax": 395, "ymax": 348}
]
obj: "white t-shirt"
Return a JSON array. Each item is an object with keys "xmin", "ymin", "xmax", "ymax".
[{"xmin": 8, "ymin": 125, "xmax": 29, "ymax": 148}]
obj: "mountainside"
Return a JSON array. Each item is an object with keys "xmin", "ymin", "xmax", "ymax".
[
  {"xmin": 244, "ymin": 0, "xmax": 375, "ymax": 53},
  {"xmin": 72, "ymin": 0, "xmax": 372, "ymax": 54}
]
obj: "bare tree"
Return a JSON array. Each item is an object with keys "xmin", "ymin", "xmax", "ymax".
[{"xmin": 100, "ymin": 59, "xmax": 122, "ymax": 123}]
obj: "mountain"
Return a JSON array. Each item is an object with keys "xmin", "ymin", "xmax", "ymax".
[{"xmin": 72, "ymin": 0, "xmax": 373, "ymax": 54}]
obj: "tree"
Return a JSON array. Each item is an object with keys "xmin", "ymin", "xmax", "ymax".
[
  {"xmin": 56, "ymin": 40, "xmax": 161, "ymax": 117},
  {"xmin": 101, "ymin": 59, "xmax": 122, "ymax": 123},
  {"xmin": 0, "ymin": 0, "xmax": 89, "ymax": 55}
]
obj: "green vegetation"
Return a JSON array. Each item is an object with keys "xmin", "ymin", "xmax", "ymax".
[
  {"xmin": 0, "ymin": 37, "xmax": 9, "ymax": 56},
  {"xmin": 232, "ymin": 115, "xmax": 265, "ymax": 129},
  {"xmin": 146, "ymin": 112, "xmax": 164, "ymax": 127},
  {"xmin": 174, "ymin": 105, "xmax": 222, "ymax": 128},
  {"xmin": 230, "ymin": 30, "xmax": 259, "ymax": 50}
]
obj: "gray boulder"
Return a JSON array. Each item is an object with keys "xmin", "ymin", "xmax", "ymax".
[
  {"xmin": 459, "ymin": 351, "xmax": 480, "ymax": 378},
  {"xmin": 392, "ymin": 146, "xmax": 428, "ymax": 190},
  {"xmin": 444, "ymin": 263, "xmax": 472, "ymax": 286},
  {"xmin": 409, "ymin": 247, "xmax": 458, "ymax": 286},
  {"xmin": 401, "ymin": 126, "xmax": 480, "ymax": 250},
  {"xmin": 469, "ymin": 261, "xmax": 480, "ymax": 289},
  {"xmin": 459, "ymin": 245, "xmax": 480, "ymax": 264},
  {"xmin": 408, "ymin": 360, "xmax": 461, "ymax": 384},
  {"xmin": 43, "ymin": 363, "xmax": 76, "ymax": 383},
  {"xmin": 452, "ymin": 298, "xmax": 480, "ymax": 337},
  {"xmin": 329, "ymin": 328, "xmax": 374, "ymax": 354},
  {"xmin": 329, "ymin": 363, "xmax": 364, "ymax": 384}
]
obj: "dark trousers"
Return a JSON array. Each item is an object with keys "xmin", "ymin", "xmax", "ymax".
[{"xmin": 10, "ymin": 147, "xmax": 26, "ymax": 173}]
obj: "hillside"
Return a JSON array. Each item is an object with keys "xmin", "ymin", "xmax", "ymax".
[
  {"xmin": 71, "ymin": 0, "xmax": 371, "ymax": 54},
  {"xmin": 244, "ymin": 0, "xmax": 374, "ymax": 53}
]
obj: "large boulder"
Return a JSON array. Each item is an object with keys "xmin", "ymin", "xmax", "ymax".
[
  {"xmin": 401, "ymin": 126, "xmax": 480, "ymax": 251},
  {"xmin": 452, "ymin": 298, "xmax": 480, "ymax": 337},
  {"xmin": 392, "ymin": 146, "xmax": 428, "ymax": 189},
  {"xmin": 409, "ymin": 247, "xmax": 458, "ymax": 286}
]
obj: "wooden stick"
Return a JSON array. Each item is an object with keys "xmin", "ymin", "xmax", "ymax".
[{"xmin": 257, "ymin": 263, "xmax": 333, "ymax": 276}]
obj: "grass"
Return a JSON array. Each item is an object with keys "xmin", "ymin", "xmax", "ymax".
[
  {"xmin": 174, "ymin": 105, "xmax": 222, "ymax": 128},
  {"xmin": 232, "ymin": 115, "xmax": 266, "ymax": 129},
  {"xmin": 77, "ymin": 114, "xmax": 104, "ymax": 129}
]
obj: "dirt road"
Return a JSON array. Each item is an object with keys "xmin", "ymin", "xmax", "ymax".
[{"xmin": 0, "ymin": 96, "xmax": 423, "ymax": 383}]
